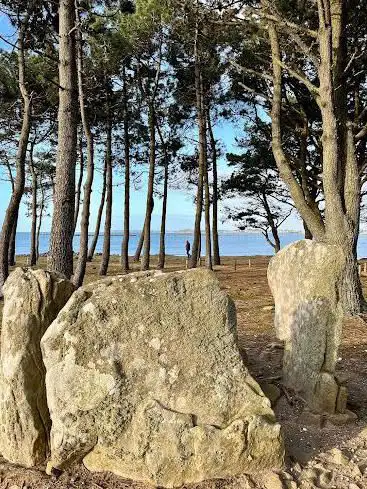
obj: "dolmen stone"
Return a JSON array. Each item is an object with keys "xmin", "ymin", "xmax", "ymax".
[
  {"xmin": 268, "ymin": 240, "xmax": 346, "ymax": 414},
  {"xmin": 0, "ymin": 268, "xmax": 74, "ymax": 467},
  {"xmin": 42, "ymin": 269, "xmax": 283, "ymax": 487}
]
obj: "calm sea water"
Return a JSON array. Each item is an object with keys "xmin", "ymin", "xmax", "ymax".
[{"xmin": 13, "ymin": 231, "xmax": 367, "ymax": 257}]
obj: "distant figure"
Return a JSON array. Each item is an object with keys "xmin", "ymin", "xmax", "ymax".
[{"xmin": 185, "ymin": 240, "xmax": 191, "ymax": 259}]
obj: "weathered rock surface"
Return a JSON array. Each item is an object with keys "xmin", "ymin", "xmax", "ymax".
[
  {"xmin": 42, "ymin": 269, "xmax": 283, "ymax": 487},
  {"xmin": 0, "ymin": 268, "xmax": 74, "ymax": 467},
  {"xmin": 268, "ymin": 240, "xmax": 346, "ymax": 414}
]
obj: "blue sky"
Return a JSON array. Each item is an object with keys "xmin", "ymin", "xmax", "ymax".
[{"xmin": 0, "ymin": 13, "xmax": 303, "ymax": 233}]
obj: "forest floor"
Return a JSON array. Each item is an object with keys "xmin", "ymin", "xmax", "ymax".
[{"xmin": 1, "ymin": 255, "xmax": 367, "ymax": 489}]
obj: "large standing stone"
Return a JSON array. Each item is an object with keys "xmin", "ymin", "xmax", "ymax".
[
  {"xmin": 0, "ymin": 268, "xmax": 74, "ymax": 467},
  {"xmin": 42, "ymin": 269, "xmax": 283, "ymax": 487},
  {"xmin": 268, "ymin": 240, "xmax": 346, "ymax": 414}
]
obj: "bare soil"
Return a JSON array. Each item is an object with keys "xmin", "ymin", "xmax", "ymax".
[{"xmin": 1, "ymin": 255, "xmax": 367, "ymax": 489}]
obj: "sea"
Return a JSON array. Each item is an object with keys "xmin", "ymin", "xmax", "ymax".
[{"xmin": 12, "ymin": 231, "xmax": 367, "ymax": 258}]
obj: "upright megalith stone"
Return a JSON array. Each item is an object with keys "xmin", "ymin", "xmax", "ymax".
[
  {"xmin": 0, "ymin": 268, "xmax": 74, "ymax": 467},
  {"xmin": 268, "ymin": 240, "xmax": 346, "ymax": 414},
  {"xmin": 42, "ymin": 269, "xmax": 283, "ymax": 487}
]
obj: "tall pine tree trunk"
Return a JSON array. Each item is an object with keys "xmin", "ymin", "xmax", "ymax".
[
  {"xmin": 8, "ymin": 217, "xmax": 18, "ymax": 267},
  {"xmin": 141, "ymin": 103, "xmax": 156, "ymax": 271},
  {"xmin": 0, "ymin": 20, "xmax": 31, "ymax": 296},
  {"xmin": 99, "ymin": 117, "xmax": 113, "ymax": 276},
  {"xmin": 157, "ymin": 126, "xmax": 168, "ymax": 270},
  {"xmin": 49, "ymin": 0, "xmax": 77, "ymax": 278},
  {"xmin": 189, "ymin": 21, "xmax": 204, "ymax": 269},
  {"xmin": 206, "ymin": 107, "xmax": 220, "ymax": 265},
  {"xmin": 202, "ymin": 96, "xmax": 212, "ymax": 270},
  {"xmin": 121, "ymin": 64, "xmax": 130, "ymax": 272},
  {"xmin": 29, "ymin": 141, "xmax": 38, "ymax": 266},
  {"xmin": 36, "ymin": 185, "xmax": 45, "ymax": 261},
  {"xmin": 73, "ymin": 14, "xmax": 95, "ymax": 288},
  {"xmin": 133, "ymin": 220, "xmax": 145, "ymax": 263},
  {"xmin": 87, "ymin": 158, "xmax": 107, "ymax": 261},
  {"xmin": 74, "ymin": 133, "xmax": 84, "ymax": 235}
]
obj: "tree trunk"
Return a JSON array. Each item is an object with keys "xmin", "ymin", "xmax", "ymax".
[
  {"xmin": 73, "ymin": 133, "xmax": 84, "ymax": 235},
  {"xmin": 48, "ymin": 0, "xmax": 77, "ymax": 279},
  {"xmin": 189, "ymin": 22, "xmax": 204, "ymax": 269},
  {"xmin": 202, "ymin": 98, "xmax": 212, "ymax": 270},
  {"xmin": 36, "ymin": 185, "xmax": 45, "ymax": 261},
  {"xmin": 133, "ymin": 221, "xmax": 145, "ymax": 263},
  {"xmin": 99, "ymin": 118, "xmax": 113, "ymax": 276},
  {"xmin": 338, "ymin": 240, "xmax": 363, "ymax": 316},
  {"xmin": 157, "ymin": 126, "xmax": 168, "ymax": 270},
  {"xmin": 5, "ymin": 162, "xmax": 16, "ymax": 267},
  {"xmin": 87, "ymin": 158, "xmax": 107, "ymax": 261},
  {"xmin": 121, "ymin": 64, "xmax": 130, "ymax": 272},
  {"xmin": 29, "ymin": 142, "xmax": 38, "ymax": 266},
  {"xmin": 73, "ymin": 15, "xmax": 95, "ymax": 288},
  {"xmin": 206, "ymin": 107, "xmax": 220, "ymax": 265},
  {"xmin": 262, "ymin": 192, "xmax": 281, "ymax": 254},
  {"xmin": 303, "ymin": 220, "xmax": 313, "ymax": 240},
  {"xmin": 0, "ymin": 21, "xmax": 31, "ymax": 296},
  {"xmin": 141, "ymin": 103, "xmax": 156, "ymax": 271},
  {"xmin": 272, "ymin": 229, "xmax": 281, "ymax": 253},
  {"xmin": 8, "ymin": 217, "xmax": 18, "ymax": 267}
]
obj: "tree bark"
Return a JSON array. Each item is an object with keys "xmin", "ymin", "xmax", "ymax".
[
  {"xmin": 48, "ymin": 0, "xmax": 78, "ymax": 279},
  {"xmin": 133, "ymin": 220, "xmax": 145, "ymax": 263},
  {"xmin": 99, "ymin": 117, "xmax": 113, "ymax": 276},
  {"xmin": 6, "ymin": 163, "xmax": 17, "ymax": 267},
  {"xmin": 189, "ymin": 21, "xmax": 204, "ymax": 269},
  {"xmin": 36, "ymin": 185, "xmax": 45, "ymax": 261},
  {"xmin": 87, "ymin": 158, "xmax": 107, "ymax": 261},
  {"xmin": 303, "ymin": 220, "xmax": 313, "ymax": 240},
  {"xmin": 121, "ymin": 64, "xmax": 130, "ymax": 272},
  {"xmin": 29, "ymin": 141, "xmax": 38, "ymax": 266},
  {"xmin": 157, "ymin": 125, "xmax": 168, "ymax": 270},
  {"xmin": 8, "ymin": 217, "xmax": 18, "ymax": 267},
  {"xmin": 0, "ymin": 20, "xmax": 31, "ymax": 296},
  {"xmin": 141, "ymin": 103, "xmax": 156, "ymax": 271},
  {"xmin": 73, "ymin": 133, "xmax": 84, "ymax": 235},
  {"xmin": 206, "ymin": 107, "xmax": 220, "ymax": 265},
  {"xmin": 73, "ymin": 12, "xmax": 95, "ymax": 288}
]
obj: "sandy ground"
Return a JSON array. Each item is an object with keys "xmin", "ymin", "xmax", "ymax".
[{"xmin": 1, "ymin": 255, "xmax": 367, "ymax": 489}]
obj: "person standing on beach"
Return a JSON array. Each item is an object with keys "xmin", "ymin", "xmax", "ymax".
[{"xmin": 185, "ymin": 240, "xmax": 191, "ymax": 258}]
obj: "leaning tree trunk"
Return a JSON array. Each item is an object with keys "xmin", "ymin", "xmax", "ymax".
[
  {"xmin": 0, "ymin": 21, "xmax": 31, "ymax": 296},
  {"xmin": 73, "ymin": 133, "xmax": 84, "ymax": 235},
  {"xmin": 99, "ymin": 118, "xmax": 113, "ymax": 276},
  {"xmin": 133, "ymin": 220, "xmax": 145, "ymax": 263},
  {"xmin": 207, "ymin": 107, "xmax": 220, "ymax": 265},
  {"xmin": 29, "ymin": 143, "xmax": 38, "ymax": 266},
  {"xmin": 73, "ymin": 16, "xmax": 95, "ymax": 288},
  {"xmin": 157, "ymin": 126, "xmax": 169, "ymax": 270},
  {"xmin": 121, "ymin": 64, "xmax": 130, "ymax": 272},
  {"xmin": 48, "ymin": 0, "xmax": 77, "ymax": 279},
  {"xmin": 141, "ymin": 103, "xmax": 156, "ymax": 271},
  {"xmin": 87, "ymin": 160, "xmax": 107, "ymax": 261}
]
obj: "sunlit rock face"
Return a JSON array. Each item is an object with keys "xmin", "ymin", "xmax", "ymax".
[
  {"xmin": 0, "ymin": 268, "xmax": 74, "ymax": 467},
  {"xmin": 268, "ymin": 240, "xmax": 347, "ymax": 414},
  {"xmin": 42, "ymin": 268, "xmax": 283, "ymax": 488}
]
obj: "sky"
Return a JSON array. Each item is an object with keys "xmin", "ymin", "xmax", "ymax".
[{"xmin": 0, "ymin": 13, "xmax": 304, "ymax": 234}]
